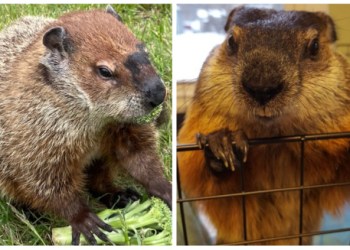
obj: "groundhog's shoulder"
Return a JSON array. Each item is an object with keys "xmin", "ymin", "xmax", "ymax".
[{"xmin": 0, "ymin": 16, "xmax": 54, "ymax": 71}]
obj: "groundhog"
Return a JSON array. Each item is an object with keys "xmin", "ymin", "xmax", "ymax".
[
  {"xmin": 0, "ymin": 6, "xmax": 171, "ymax": 245},
  {"xmin": 178, "ymin": 6, "xmax": 350, "ymax": 245}
]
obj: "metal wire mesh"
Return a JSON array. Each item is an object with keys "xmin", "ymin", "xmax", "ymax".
[{"xmin": 177, "ymin": 131, "xmax": 350, "ymax": 245}]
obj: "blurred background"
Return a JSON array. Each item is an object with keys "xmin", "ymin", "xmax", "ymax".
[
  {"xmin": 176, "ymin": 4, "xmax": 350, "ymax": 115},
  {"xmin": 176, "ymin": 4, "xmax": 350, "ymax": 245}
]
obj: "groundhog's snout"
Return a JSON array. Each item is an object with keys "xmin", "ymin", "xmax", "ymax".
[
  {"xmin": 242, "ymin": 79, "xmax": 284, "ymax": 105},
  {"xmin": 241, "ymin": 59, "xmax": 285, "ymax": 105},
  {"xmin": 124, "ymin": 49, "xmax": 166, "ymax": 108},
  {"xmin": 143, "ymin": 76, "xmax": 166, "ymax": 108}
]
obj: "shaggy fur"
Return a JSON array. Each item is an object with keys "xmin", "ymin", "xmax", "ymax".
[
  {"xmin": 178, "ymin": 7, "xmax": 350, "ymax": 245},
  {"xmin": 0, "ymin": 7, "xmax": 171, "ymax": 245}
]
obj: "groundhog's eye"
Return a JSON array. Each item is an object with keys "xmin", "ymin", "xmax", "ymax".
[
  {"xmin": 227, "ymin": 35, "xmax": 238, "ymax": 55},
  {"xmin": 308, "ymin": 38, "xmax": 319, "ymax": 58},
  {"xmin": 97, "ymin": 66, "xmax": 113, "ymax": 79}
]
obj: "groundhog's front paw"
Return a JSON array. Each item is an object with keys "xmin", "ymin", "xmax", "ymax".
[
  {"xmin": 197, "ymin": 128, "xmax": 248, "ymax": 172},
  {"xmin": 71, "ymin": 209, "xmax": 113, "ymax": 245},
  {"xmin": 148, "ymin": 179, "xmax": 172, "ymax": 208},
  {"xmin": 101, "ymin": 188, "xmax": 141, "ymax": 209},
  {"xmin": 161, "ymin": 181, "xmax": 172, "ymax": 208}
]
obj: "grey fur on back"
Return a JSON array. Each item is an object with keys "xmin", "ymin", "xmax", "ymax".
[{"xmin": 0, "ymin": 16, "xmax": 54, "ymax": 72}]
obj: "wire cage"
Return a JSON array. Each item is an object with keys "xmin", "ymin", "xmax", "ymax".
[{"xmin": 177, "ymin": 131, "xmax": 350, "ymax": 245}]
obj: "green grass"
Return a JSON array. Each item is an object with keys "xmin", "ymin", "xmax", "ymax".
[{"xmin": 0, "ymin": 4, "xmax": 172, "ymax": 245}]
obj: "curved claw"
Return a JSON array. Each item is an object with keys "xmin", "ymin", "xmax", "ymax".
[
  {"xmin": 243, "ymin": 144, "xmax": 248, "ymax": 163},
  {"xmin": 72, "ymin": 230, "xmax": 81, "ymax": 245},
  {"xmin": 201, "ymin": 128, "xmax": 249, "ymax": 173},
  {"xmin": 70, "ymin": 210, "xmax": 113, "ymax": 245},
  {"xmin": 232, "ymin": 129, "xmax": 249, "ymax": 163}
]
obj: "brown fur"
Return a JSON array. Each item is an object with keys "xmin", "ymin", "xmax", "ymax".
[
  {"xmin": 178, "ymin": 7, "xmax": 350, "ymax": 245},
  {"xmin": 0, "ymin": 7, "xmax": 171, "ymax": 245}
]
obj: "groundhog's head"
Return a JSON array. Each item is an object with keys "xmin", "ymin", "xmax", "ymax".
[
  {"xmin": 200, "ymin": 7, "xmax": 348, "ymax": 131},
  {"xmin": 40, "ymin": 6, "xmax": 165, "ymax": 123}
]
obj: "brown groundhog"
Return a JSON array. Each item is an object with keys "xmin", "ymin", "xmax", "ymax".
[
  {"xmin": 0, "ymin": 6, "xmax": 171, "ymax": 245},
  {"xmin": 178, "ymin": 6, "xmax": 350, "ymax": 245}
]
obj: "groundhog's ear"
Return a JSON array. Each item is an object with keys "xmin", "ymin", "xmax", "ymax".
[
  {"xmin": 315, "ymin": 12, "xmax": 337, "ymax": 42},
  {"xmin": 43, "ymin": 27, "xmax": 73, "ymax": 55},
  {"xmin": 224, "ymin": 6, "xmax": 244, "ymax": 32},
  {"xmin": 106, "ymin": 5, "xmax": 123, "ymax": 23}
]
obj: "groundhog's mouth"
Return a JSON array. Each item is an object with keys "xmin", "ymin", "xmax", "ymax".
[
  {"xmin": 255, "ymin": 115, "xmax": 277, "ymax": 124},
  {"xmin": 253, "ymin": 107, "xmax": 282, "ymax": 120}
]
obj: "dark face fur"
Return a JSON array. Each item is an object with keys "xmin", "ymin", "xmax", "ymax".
[{"xmin": 212, "ymin": 7, "xmax": 341, "ymax": 128}]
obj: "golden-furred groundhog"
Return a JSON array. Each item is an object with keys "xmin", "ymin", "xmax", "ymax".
[
  {"xmin": 0, "ymin": 6, "xmax": 171, "ymax": 245},
  {"xmin": 178, "ymin": 6, "xmax": 350, "ymax": 245}
]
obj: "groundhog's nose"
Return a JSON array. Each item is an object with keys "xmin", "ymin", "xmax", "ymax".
[
  {"xmin": 242, "ymin": 80, "xmax": 284, "ymax": 106},
  {"xmin": 144, "ymin": 77, "xmax": 166, "ymax": 108},
  {"xmin": 242, "ymin": 77, "xmax": 284, "ymax": 105}
]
